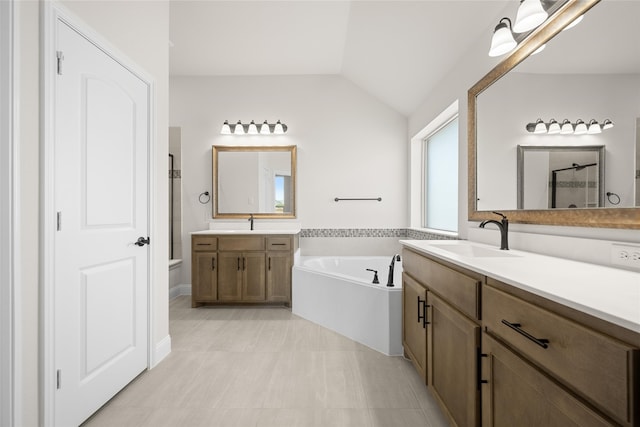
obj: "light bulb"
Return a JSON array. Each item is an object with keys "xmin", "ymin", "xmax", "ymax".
[
  {"xmin": 247, "ymin": 120, "xmax": 258, "ymax": 135},
  {"xmin": 533, "ymin": 118, "xmax": 547, "ymax": 134},
  {"xmin": 547, "ymin": 119, "xmax": 560, "ymax": 134},
  {"xmin": 574, "ymin": 119, "xmax": 587, "ymax": 135},
  {"xmin": 233, "ymin": 120, "xmax": 245, "ymax": 135},
  {"xmin": 221, "ymin": 120, "xmax": 232, "ymax": 135},
  {"xmin": 260, "ymin": 120, "xmax": 271, "ymax": 134},
  {"xmin": 587, "ymin": 119, "xmax": 601, "ymax": 134},
  {"xmin": 489, "ymin": 18, "xmax": 517, "ymax": 57},
  {"xmin": 273, "ymin": 120, "xmax": 285, "ymax": 134},
  {"xmin": 513, "ymin": 0, "xmax": 548, "ymax": 33},
  {"xmin": 560, "ymin": 119, "xmax": 573, "ymax": 134}
]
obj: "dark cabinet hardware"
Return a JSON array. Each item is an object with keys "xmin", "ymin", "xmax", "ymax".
[
  {"xmin": 417, "ymin": 297, "xmax": 429, "ymax": 328},
  {"xmin": 268, "ymin": 257, "xmax": 271, "ymax": 271},
  {"xmin": 477, "ymin": 348, "xmax": 488, "ymax": 390},
  {"xmin": 501, "ymin": 319, "xmax": 549, "ymax": 349},
  {"xmin": 211, "ymin": 258, "xmax": 215, "ymax": 270},
  {"xmin": 237, "ymin": 257, "xmax": 240, "ymax": 271}
]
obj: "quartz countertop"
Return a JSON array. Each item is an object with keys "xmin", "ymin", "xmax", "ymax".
[
  {"xmin": 399, "ymin": 239, "xmax": 640, "ymax": 334},
  {"xmin": 192, "ymin": 229, "xmax": 300, "ymax": 235}
]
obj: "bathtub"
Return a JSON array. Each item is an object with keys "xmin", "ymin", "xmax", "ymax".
[{"xmin": 292, "ymin": 256, "xmax": 403, "ymax": 356}]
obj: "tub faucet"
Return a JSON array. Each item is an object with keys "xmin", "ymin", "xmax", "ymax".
[
  {"xmin": 248, "ymin": 214, "xmax": 254, "ymax": 231},
  {"xmin": 386, "ymin": 254, "xmax": 401, "ymax": 287},
  {"xmin": 479, "ymin": 211, "xmax": 509, "ymax": 250}
]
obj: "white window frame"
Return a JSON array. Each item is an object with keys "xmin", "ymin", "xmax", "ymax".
[
  {"xmin": 1, "ymin": 1, "xmax": 18, "ymax": 425},
  {"xmin": 409, "ymin": 100, "xmax": 459, "ymax": 236}
]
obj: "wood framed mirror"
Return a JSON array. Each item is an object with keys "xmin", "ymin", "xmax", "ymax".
[
  {"xmin": 468, "ymin": 0, "xmax": 639, "ymax": 229},
  {"xmin": 212, "ymin": 145, "xmax": 297, "ymax": 219}
]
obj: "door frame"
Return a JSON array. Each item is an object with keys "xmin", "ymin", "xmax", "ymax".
[
  {"xmin": 1, "ymin": 1, "xmax": 18, "ymax": 425},
  {"xmin": 40, "ymin": 3, "xmax": 156, "ymax": 425}
]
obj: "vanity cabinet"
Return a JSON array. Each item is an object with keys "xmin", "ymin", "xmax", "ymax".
[
  {"xmin": 191, "ymin": 237, "xmax": 218, "ymax": 305},
  {"xmin": 482, "ymin": 281, "xmax": 639, "ymax": 427},
  {"xmin": 191, "ymin": 233, "xmax": 298, "ymax": 307},
  {"xmin": 402, "ymin": 248, "xmax": 483, "ymax": 427},
  {"xmin": 402, "ymin": 273, "xmax": 428, "ymax": 381}
]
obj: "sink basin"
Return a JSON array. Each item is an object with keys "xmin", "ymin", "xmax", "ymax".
[{"xmin": 429, "ymin": 243, "xmax": 520, "ymax": 258}]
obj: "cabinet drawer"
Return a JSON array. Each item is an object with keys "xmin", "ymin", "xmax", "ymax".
[
  {"xmin": 192, "ymin": 236, "xmax": 217, "ymax": 251},
  {"xmin": 267, "ymin": 237, "xmax": 291, "ymax": 251},
  {"xmin": 218, "ymin": 236, "xmax": 265, "ymax": 251},
  {"xmin": 403, "ymin": 249, "xmax": 481, "ymax": 320},
  {"xmin": 483, "ymin": 285, "xmax": 638, "ymax": 426}
]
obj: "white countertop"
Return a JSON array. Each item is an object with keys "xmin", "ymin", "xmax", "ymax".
[
  {"xmin": 192, "ymin": 229, "xmax": 300, "ymax": 235},
  {"xmin": 400, "ymin": 239, "xmax": 640, "ymax": 334}
]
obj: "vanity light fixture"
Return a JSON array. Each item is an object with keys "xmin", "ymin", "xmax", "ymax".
[
  {"xmin": 560, "ymin": 119, "xmax": 574, "ymax": 134},
  {"xmin": 513, "ymin": 0, "xmax": 548, "ymax": 33},
  {"xmin": 489, "ymin": 18, "xmax": 517, "ymax": 57},
  {"xmin": 587, "ymin": 119, "xmax": 602, "ymax": 134},
  {"xmin": 527, "ymin": 118, "xmax": 614, "ymax": 135},
  {"xmin": 547, "ymin": 118, "xmax": 561, "ymax": 134},
  {"xmin": 573, "ymin": 119, "xmax": 588, "ymax": 135},
  {"xmin": 221, "ymin": 120, "xmax": 232, "ymax": 135},
  {"xmin": 533, "ymin": 118, "xmax": 547, "ymax": 134},
  {"xmin": 247, "ymin": 120, "xmax": 259, "ymax": 135},
  {"xmin": 220, "ymin": 120, "xmax": 288, "ymax": 135}
]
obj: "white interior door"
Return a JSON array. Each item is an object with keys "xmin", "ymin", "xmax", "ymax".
[{"xmin": 54, "ymin": 20, "xmax": 150, "ymax": 426}]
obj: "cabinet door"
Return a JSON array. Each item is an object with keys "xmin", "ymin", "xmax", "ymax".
[
  {"xmin": 481, "ymin": 333, "xmax": 611, "ymax": 427},
  {"xmin": 218, "ymin": 252, "xmax": 242, "ymax": 301},
  {"xmin": 242, "ymin": 252, "xmax": 266, "ymax": 301},
  {"xmin": 402, "ymin": 273, "xmax": 427, "ymax": 382},
  {"xmin": 428, "ymin": 292, "xmax": 480, "ymax": 427},
  {"xmin": 192, "ymin": 252, "xmax": 217, "ymax": 306},
  {"xmin": 266, "ymin": 252, "xmax": 291, "ymax": 302}
]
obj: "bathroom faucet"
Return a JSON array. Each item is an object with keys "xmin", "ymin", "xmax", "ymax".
[
  {"xmin": 387, "ymin": 254, "xmax": 401, "ymax": 287},
  {"xmin": 479, "ymin": 212, "xmax": 509, "ymax": 250},
  {"xmin": 248, "ymin": 214, "xmax": 254, "ymax": 231}
]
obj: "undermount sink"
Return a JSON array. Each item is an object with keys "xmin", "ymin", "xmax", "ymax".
[{"xmin": 429, "ymin": 243, "xmax": 520, "ymax": 258}]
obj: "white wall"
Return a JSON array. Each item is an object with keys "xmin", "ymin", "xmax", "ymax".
[
  {"xmin": 170, "ymin": 75, "xmax": 407, "ymax": 283},
  {"xmin": 409, "ymin": 4, "xmax": 640, "ymax": 265},
  {"xmin": 15, "ymin": 1, "xmax": 170, "ymax": 424}
]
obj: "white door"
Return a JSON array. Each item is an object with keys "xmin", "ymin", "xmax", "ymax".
[{"xmin": 54, "ymin": 20, "xmax": 150, "ymax": 426}]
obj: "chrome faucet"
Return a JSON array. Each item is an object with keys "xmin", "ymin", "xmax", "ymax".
[
  {"xmin": 248, "ymin": 214, "xmax": 254, "ymax": 231},
  {"xmin": 479, "ymin": 211, "xmax": 509, "ymax": 250},
  {"xmin": 386, "ymin": 254, "xmax": 401, "ymax": 287}
]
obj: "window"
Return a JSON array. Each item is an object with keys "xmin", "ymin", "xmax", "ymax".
[{"xmin": 423, "ymin": 117, "xmax": 458, "ymax": 232}]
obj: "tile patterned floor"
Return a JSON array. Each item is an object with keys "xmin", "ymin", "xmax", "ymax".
[{"xmin": 82, "ymin": 296, "xmax": 448, "ymax": 427}]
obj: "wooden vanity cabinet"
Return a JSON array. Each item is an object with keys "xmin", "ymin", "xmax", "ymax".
[
  {"xmin": 192, "ymin": 233, "xmax": 297, "ymax": 306},
  {"xmin": 481, "ymin": 333, "xmax": 611, "ymax": 427},
  {"xmin": 191, "ymin": 236, "xmax": 218, "ymax": 307},
  {"xmin": 402, "ymin": 273, "xmax": 428, "ymax": 382},
  {"xmin": 483, "ymin": 280, "xmax": 639, "ymax": 427},
  {"xmin": 402, "ymin": 248, "xmax": 483, "ymax": 427}
]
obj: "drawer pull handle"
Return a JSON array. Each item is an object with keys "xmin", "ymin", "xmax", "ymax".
[
  {"xmin": 197, "ymin": 243, "xmax": 211, "ymax": 246},
  {"xmin": 417, "ymin": 297, "xmax": 430, "ymax": 327},
  {"xmin": 501, "ymin": 320, "xmax": 549, "ymax": 349},
  {"xmin": 271, "ymin": 243, "xmax": 287, "ymax": 246}
]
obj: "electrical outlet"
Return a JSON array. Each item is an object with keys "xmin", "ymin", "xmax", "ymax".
[{"xmin": 610, "ymin": 244, "xmax": 640, "ymax": 270}]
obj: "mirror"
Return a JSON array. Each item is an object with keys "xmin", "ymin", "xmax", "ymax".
[
  {"xmin": 212, "ymin": 145, "xmax": 297, "ymax": 219},
  {"xmin": 469, "ymin": 0, "xmax": 640, "ymax": 228},
  {"xmin": 517, "ymin": 145, "xmax": 604, "ymax": 209}
]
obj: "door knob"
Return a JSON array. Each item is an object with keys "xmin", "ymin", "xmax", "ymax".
[{"xmin": 135, "ymin": 236, "xmax": 150, "ymax": 246}]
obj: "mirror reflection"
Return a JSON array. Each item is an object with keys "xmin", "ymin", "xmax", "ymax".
[
  {"xmin": 474, "ymin": 0, "xmax": 640, "ymax": 216},
  {"xmin": 212, "ymin": 145, "xmax": 297, "ymax": 219},
  {"xmin": 517, "ymin": 145, "xmax": 604, "ymax": 210}
]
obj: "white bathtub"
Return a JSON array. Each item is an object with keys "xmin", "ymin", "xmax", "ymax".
[{"xmin": 292, "ymin": 256, "xmax": 403, "ymax": 356}]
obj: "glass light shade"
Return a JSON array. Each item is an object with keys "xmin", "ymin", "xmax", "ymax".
[
  {"xmin": 273, "ymin": 120, "xmax": 285, "ymax": 134},
  {"xmin": 489, "ymin": 19, "xmax": 517, "ymax": 57},
  {"xmin": 547, "ymin": 119, "xmax": 561, "ymax": 134},
  {"xmin": 587, "ymin": 119, "xmax": 601, "ymax": 134},
  {"xmin": 533, "ymin": 119, "xmax": 547, "ymax": 134},
  {"xmin": 260, "ymin": 120, "xmax": 271, "ymax": 134},
  {"xmin": 233, "ymin": 120, "xmax": 245, "ymax": 135},
  {"xmin": 563, "ymin": 14, "xmax": 583, "ymax": 31},
  {"xmin": 574, "ymin": 119, "xmax": 587, "ymax": 135},
  {"xmin": 602, "ymin": 119, "xmax": 614, "ymax": 130},
  {"xmin": 513, "ymin": 0, "xmax": 548, "ymax": 33},
  {"xmin": 220, "ymin": 120, "xmax": 232, "ymax": 135},
  {"xmin": 531, "ymin": 43, "xmax": 546, "ymax": 55},
  {"xmin": 247, "ymin": 120, "xmax": 258, "ymax": 135},
  {"xmin": 560, "ymin": 119, "xmax": 574, "ymax": 134}
]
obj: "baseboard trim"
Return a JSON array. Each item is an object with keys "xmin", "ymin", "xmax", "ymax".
[
  {"xmin": 152, "ymin": 334, "xmax": 171, "ymax": 368},
  {"xmin": 169, "ymin": 284, "xmax": 191, "ymax": 300}
]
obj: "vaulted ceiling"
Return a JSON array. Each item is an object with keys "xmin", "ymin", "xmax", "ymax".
[{"xmin": 169, "ymin": 1, "xmax": 512, "ymax": 116}]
